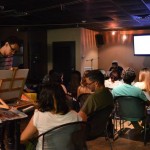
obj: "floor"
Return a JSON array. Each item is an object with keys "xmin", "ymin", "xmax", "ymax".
[
  {"xmin": 3, "ymin": 113, "xmax": 150, "ymax": 150},
  {"xmin": 86, "ymin": 121, "xmax": 150, "ymax": 150}
]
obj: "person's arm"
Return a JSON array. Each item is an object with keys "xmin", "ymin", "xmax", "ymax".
[
  {"xmin": 61, "ymin": 84, "xmax": 67, "ymax": 94},
  {"xmin": 78, "ymin": 94, "xmax": 94, "ymax": 121},
  {"xmin": 20, "ymin": 116, "xmax": 38, "ymax": 144},
  {"xmin": 0, "ymin": 98, "xmax": 10, "ymax": 109},
  {"xmin": 78, "ymin": 110, "xmax": 87, "ymax": 121}
]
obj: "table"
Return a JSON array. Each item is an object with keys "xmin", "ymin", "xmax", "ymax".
[{"xmin": 0, "ymin": 109, "xmax": 27, "ymax": 150}]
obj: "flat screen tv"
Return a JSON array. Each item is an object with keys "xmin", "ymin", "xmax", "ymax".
[{"xmin": 133, "ymin": 34, "xmax": 150, "ymax": 55}]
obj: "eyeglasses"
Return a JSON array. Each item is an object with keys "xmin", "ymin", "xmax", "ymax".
[
  {"xmin": 9, "ymin": 44, "xmax": 18, "ymax": 54},
  {"xmin": 86, "ymin": 81, "xmax": 95, "ymax": 86}
]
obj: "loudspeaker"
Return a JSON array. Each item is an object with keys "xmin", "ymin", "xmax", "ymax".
[{"xmin": 95, "ymin": 34, "xmax": 104, "ymax": 47}]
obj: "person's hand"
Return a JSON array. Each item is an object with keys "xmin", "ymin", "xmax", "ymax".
[
  {"xmin": 10, "ymin": 67, "xmax": 18, "ymax": 71},
  {"xmin": 0, "ymin": 98, "xmax": 10, "ymax": 109}
]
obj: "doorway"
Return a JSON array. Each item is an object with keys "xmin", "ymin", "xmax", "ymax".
[{"xmin": 52, "ymin": 41, "xmax": 75, "ymax": 86}]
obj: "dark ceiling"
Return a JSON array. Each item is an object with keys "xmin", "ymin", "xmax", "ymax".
[{"xmin": 1, "ymin": 0, "xmax": 150, "ymax": 31}]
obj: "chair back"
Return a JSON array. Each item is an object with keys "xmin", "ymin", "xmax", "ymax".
[
  {"xmin": 37, "ymin": 121, "xmax": 87, "ymax": 150},
  {"xmin": 86, "ymin": 105, "xmax": 113, "ymax": 140},
  {"xmin": 114, "ymin": 96, "xmax": 146, "ymax": 121},
  {"xmin": 77, "ymin": 93, "xmax": 91, "ymax": 108}
]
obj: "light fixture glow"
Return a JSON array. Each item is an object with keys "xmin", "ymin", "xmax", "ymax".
[
  {"xmin": 122, "ymin": 35, "xmax": 127, "ymax": 41},
  {"xmin": 112, "ymin": 31, "xmax": 116, "ymax": 35}
]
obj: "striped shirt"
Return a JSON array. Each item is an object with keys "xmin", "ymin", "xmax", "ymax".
[{"xmin": 0, "ymin": 54, "xmax": 13, "ymax": 70}]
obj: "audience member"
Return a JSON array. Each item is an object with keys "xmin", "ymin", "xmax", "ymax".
[
  {"xmin": 109, "ymin": 60, "xmax": 123, "ymax": 78},
  {"xmin": 78, "ymin": 70, "xmax": 113, "ymax": 121},
  {"xmin": 105, "ymin": 70, "xmax": 122, "ymax": 89},
  {"xmin": 112, "ymin": 67, "xmax": 149, "ymax": 130},
  {"xmin": 42, "ymin": 69, "xmax": 55, "ymax": 84},
  {"xmin": 134, "ymin": 67, "xmax": 150, "ymax": 100},
  {"xmin": 42, "ymin": 69, "xmax": 67, "ymax": 93},
  {"xmin": 77, "ymin": 70, "xmax": 92, "ymax": 97},
  {"xmin": 20, "ymin": 84, "xmax": 82, "ymax": 149},
  {"xmin": 67, "ymin": 70, "xmax": 81, "ymax": 98}
]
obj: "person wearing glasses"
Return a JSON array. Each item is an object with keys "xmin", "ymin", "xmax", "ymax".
[
  {"xmin": 0, "ymin": 36, "xmax": 21, "ymax": 70},
  {"xmin": 78, "ymin": 70, "xmax": 113, "ymax": 121},
  {"xmin": 0, "ymin": 36, "xmax": 21, "ymax": 149}
]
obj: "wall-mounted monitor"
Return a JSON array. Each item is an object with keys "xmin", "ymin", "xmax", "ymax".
[{"xmin": 133, "ymin": 34, "xmax": 150, "ymax": 55}]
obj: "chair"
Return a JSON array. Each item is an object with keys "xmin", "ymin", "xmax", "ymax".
[
  {"xmin": 86, "ymin": 105, "xmax": 114, "ymax": 149},
  {"xmin": 77, "ymin": 93, "xmax": 91, "ymax": 108},
  {"xmin": 113, "ymin": 96, "xmax": 148, "ymax": 145},
  {"xmin": 32, "ymin": 121, "xmax": 87, "ymax": 150}
]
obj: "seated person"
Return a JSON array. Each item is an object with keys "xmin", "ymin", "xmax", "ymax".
[
  {"xmin": 78, "ymin": 70, "xmax": 113, "ymax": 121},
  {"xmin": 105, "ymin": 70, "xmax": 122, "ymax": 90},
  {"xmin": 77, "ymin": 70, "xmax": 92, "ymax": 98},
  {"xmin": 20, "ymin": 83, "xmax": 81, "ymax": 149},
  {"xmin": 134, "ymin": 68, "xmax": 150, "ymax": 101},
  {"xmin": 42, "ymin": 69, "xmax": 67, "ymax": 94},
  {"xmin": 42, "ymin": 69, "xmax": 55, "ymax": 84},
  {"xmin": 67, "ymin": 70, "xmax": 81, "ymax": 98},
  {"xmin": 109, "ymin": 60, "xmax": 123, "ymax": 79},
  {"xmin": 112, "ymin": 67, "xmax": 149, "ymax": 130}
]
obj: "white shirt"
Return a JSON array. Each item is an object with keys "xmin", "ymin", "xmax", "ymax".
[
  {"xmin": 33, "ymin": 109, "xmax": 82, "ymax": 149},
  {"xmin": 105, "ymin": 79, "xmax": 122, "ymax": 89},
  {"xmin": 134, "ymin": 82, "xmax": 150, "ymax": 101}
]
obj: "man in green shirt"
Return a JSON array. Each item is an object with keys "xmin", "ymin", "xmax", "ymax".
[{"xmin": 78, "ymin": 70, "xmax": 113, "ymax": 121}]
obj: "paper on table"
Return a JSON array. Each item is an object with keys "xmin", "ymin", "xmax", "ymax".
[{"xmin": 0, "ymin": 108, "xmax": 27, "ymax": 122}]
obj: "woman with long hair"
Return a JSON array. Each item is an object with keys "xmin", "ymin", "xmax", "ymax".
[
  {"xmin": 134, "ymin": 67, "xmax": 150, "ymax": 100},
  {"xmin": 20, "ymin": 83, "xmax": 81, "ymax": 149}
]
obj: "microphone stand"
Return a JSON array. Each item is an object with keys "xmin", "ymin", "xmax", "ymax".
[{"xmin": 86, "ymin": 58, "xmax": 93, "ymax": 69}]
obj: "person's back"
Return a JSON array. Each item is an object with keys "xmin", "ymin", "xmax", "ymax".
[
  {"xmin": 21, "ymin": 84, "xmax": 81, "ymax": 149},
  {"xmin": 82, "ymin": 87, "xmax": 113, "ymax": 116},
  {"xmin": 105, "ymin": 70, "xmax": 122, "ymax": 89},
  {"xmin": 42, "ymin": 69, "xmax": 67, "ymax": 93},
  {"xmin": 112, "ymin": 67, "xmax": 148, "ymax": 130},
  {"xmin": 112, "ymin": 68, "xmax": 147, "ymax": 101}
]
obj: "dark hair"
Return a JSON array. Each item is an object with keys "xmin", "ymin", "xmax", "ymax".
[
  {"xmin": 67, "ymin": 70, "xmax": 81, "ymax": 98},
  {"xmin": 112, "ymin": 62, "xmax": 118, "ymax": 65},
  {"xmin": 37, "ymin": 83, "xmax": 69, "ymax": 114},
  {"xmin": 122, "ymin": 68, "xmax": 136, "ymax": 84},
  {"xmin": 110, "ymin": 70, "xmax": 120, "ymax": 82},
  {"xmin": 48, "ymin": 71, "xmax": 62, "ymax": 84},
  {"xmin": 85, "ymin": 69, "xmax": 104, "ymax": 85},
  {"xmin": 4, "ymin": 36, "xmax": 21, "ymax": 47}
]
